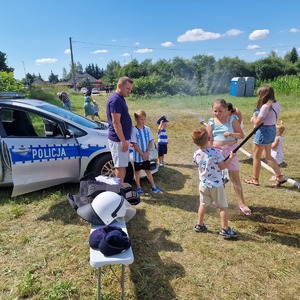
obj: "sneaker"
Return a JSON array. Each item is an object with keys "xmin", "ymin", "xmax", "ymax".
[
  {"xmin": 136, "ymin": 187, "xmax": 144, "ymax": 196},
  {"xmin": 194, "ymin": 224, "xmax": 208, "ymax": 233},
  {"xmin": 219, "ymin": 227, "xmax": 238, "ymax": 238},
  {"xmin": 151, "ymin": 185, "xmax": 163, "ymax": 194},
  {"xmin": 162, "ymin": 161, "xmax": 168, "ymax": 165},
  {"xmin": 159, "ymin": 163, "xmax": 164, "ymax": 167}
]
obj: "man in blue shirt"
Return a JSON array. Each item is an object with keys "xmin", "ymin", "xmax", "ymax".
[{"xmin": 106, "ymin": 77, "xmax": 133, "ymax": 183}]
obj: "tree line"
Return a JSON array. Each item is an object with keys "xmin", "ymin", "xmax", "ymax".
[{"xmin": 1, "ymin": 48, "xmax": 299, "ymax": 96}]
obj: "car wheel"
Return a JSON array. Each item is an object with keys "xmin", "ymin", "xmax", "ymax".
[
  {"xmin": 90, "ymin": 154, "xmax": 133, "ymax": 183},
  {"xmin": 90, "ymin": 153, "xmax": 115, "ymax": 177}
]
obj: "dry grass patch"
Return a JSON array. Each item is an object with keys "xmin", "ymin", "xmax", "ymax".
[{"xmin": 0, "ymin": 94, "xmax": 299, "ymax": 299}]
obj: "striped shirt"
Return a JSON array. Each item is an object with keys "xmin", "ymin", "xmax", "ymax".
[
  {"xmin": 158, "ymin": 128, "xmax": 168, "ymax": 145},
  {"xmin": 131, "ymin": 126, "xmax": 154, "ymax": 163}
]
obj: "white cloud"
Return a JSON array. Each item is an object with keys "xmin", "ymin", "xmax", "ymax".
[
  {"xmin": 290, "ymin": 27, "xmax": 300, "ymax": 33},
  {"xmin": 249, "ymin": 29, "xmax": 270, "ymax": 40},
  {"xmin": 134, "ymin": 42, "xmax": 140, "ymax": 46},
  {"xmin": 91, "ymin": 50, "xmax": 108, "ymax": 54},
  {"xmin": 255, "ymin": 51, "xmax": 266, "ymax": 56},
  {"xmin": 64, "ymin": 49, "xmax": 71, "ymax": 54},
  {"xmin": 35, "ymin": 58, "xmax": 58, "ymax": 64},
  {"xmin": 225, "ymin": 29, "xmax": 243, "ymax": 36},
  {"xmin": 120, "ymin": 53, "xmax": 131, "ymax": 57},
  {"xmin": 177, "ymin": 28, "xmax": 221, "ymax": 42},
  {"xmin": 247, "ymin": 44, "xmax": 261, "ymax": 50},
  {"xmin": 161, "ymin": 41, "xmax": 174, "ymax": 47},
  {"xmin": 134, "ymin": 48, "xmax": 153, "ymax": 53}
]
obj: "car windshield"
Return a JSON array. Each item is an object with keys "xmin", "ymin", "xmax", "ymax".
[{"xmin": 37, "ymin": 103, "xmax": 108, "ymax": 130}]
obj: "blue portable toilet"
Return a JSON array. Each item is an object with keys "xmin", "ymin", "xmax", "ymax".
[
  {"xmin": 230, "ymin": 77, "xmax": 246, "ymax": 97},
  {"xmin": 244, "ymin": 77, "xmax": 255, "ymax": 97}
]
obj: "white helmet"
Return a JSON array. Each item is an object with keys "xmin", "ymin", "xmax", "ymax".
[{"xmin": 77, "ymin": 191, "xmax": 136, "ymax": 225}]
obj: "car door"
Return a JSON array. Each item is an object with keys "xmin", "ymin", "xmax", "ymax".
[{"xmin": 1, "ymin": 108, "xmax": 80, "ymax": 196}]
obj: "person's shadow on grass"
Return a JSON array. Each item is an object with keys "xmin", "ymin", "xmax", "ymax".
[
  {"xmin": 128, "ymin": 208, "xmax": 185, "ymax": 300},
  {"xmin": 233, "ymin": 205, "xmax": 300, "ymax": 248}
]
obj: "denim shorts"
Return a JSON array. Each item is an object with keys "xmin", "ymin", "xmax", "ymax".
[{"xmin": 254, "ymin": 125, "xmax": 276, "ymax": 145}]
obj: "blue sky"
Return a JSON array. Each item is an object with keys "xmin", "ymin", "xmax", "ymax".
[{"xmin": 2, "ymin": 0, "xmax": 300, "ymax": 80}]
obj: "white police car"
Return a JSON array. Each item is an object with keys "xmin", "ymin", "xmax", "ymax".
[{"xmin": 0, "ymin": 93, "xmax": 158, "ymax": 196}]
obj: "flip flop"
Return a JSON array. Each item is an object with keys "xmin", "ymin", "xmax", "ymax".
[
  {"xmin": 239, "ymin": 205, "xmax": 252, "ymax": 215},
  {"xmin": 244, "ymin": 178, "xmax": 259, "ymax": 186}
]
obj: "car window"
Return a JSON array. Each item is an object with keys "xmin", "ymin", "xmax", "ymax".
[{"xmin": 0, "ymin": 108, "xmax": 64, "ymax": 138}]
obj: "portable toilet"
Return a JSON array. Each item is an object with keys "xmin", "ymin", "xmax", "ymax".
[
  {"xmin": 230, "ymin": 77, "xmax": 246, "ymax": 97},
  {"xmin": 244, "ymin": 77, "xmax": 255, "ymax": 97}
]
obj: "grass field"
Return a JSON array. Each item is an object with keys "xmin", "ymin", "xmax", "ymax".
[{"xmin": 0, "ymin": 91, "xmax": 299, "ymax": 299}]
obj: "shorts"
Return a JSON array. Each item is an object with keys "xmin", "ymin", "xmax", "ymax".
[
  {"xmin": 134, "ymin": 160, "xmax": 150, "ymax": 171},
  {"xmin": 254, "ymin": 125, "xmax": 276, "ymax": 145},
  {"xmin": 108, "ymin": 140, "xmax": 130, "ymax": 168},
  {"xmin": 214, "ymin": 144, "xmax": 239, "ymax": 171},
  {"xmin": 158, "ymin": 144, "xmax": 168, "ymax": 157},
  {"xmin": 199, "ymin": 185, "xmax": 228, "ymax": 208}
]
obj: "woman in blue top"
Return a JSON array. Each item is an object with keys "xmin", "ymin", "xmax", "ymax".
[
  {"xmin": 84, "ymin": 90, "xmax": 97, "ymax": 120},
  {"xmin": 206, "ymin": 98, "xmax": 252, "ymax": 216}
]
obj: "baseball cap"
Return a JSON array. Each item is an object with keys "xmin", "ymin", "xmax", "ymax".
[
  {"xmin": 157, "ymin": 116, "xmax": 169, "ymax": 124},
  {"xmin": 89, "ymin": 225, "xmax": 131, "ymax": 256}
]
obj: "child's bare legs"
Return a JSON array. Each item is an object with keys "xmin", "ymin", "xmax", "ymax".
[
  {"xmin": 134, "ymin": 170, "xmax": 141, "ymax": 188},
  {"xmin": 220, "ymin": 208, "xmax": 229, "ymax": 229},
  {"xmin": 158, "ymin": 155, "xmax": 164, "ymax": 164},
  {"xmin": 145, "ymin": 169, "xmax": 155, "ymax": 188},
  {"xmin": 197, "ymin": 205, "xmax": 207, "ymax": 225},
  {"xmin": 228, "ymin": 170, "xmax": 247, "ymax": 207}
]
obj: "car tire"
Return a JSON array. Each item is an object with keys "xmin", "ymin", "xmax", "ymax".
[{"xmin": 90, "ymin": 153, "xmax": 133, "ymax": 183}]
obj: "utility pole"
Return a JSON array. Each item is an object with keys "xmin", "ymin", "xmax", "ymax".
[{"xmin": 69, "ymin": 37, "xmax": 76, "ymax": 90}]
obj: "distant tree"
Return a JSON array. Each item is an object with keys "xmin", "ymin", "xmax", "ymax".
[
  {"xmin": 0, "ymin": 51, "xmax": 14, "ymax": 72},
  {"xmin": 61, "ymin": 67, "xmax": 71, "ymax": 81},
  {"xmin": 102, "ymin": 60, "xmax": 122, "ymax": 84},
  {"xmin": 76, "ymin": 62, "xmax": 83, "ymax": 73},
  {"xmin": 252, "ymin": 57, "xmax": 286, "ymax": 81},
  {"xmin": 148, "ymin": 59, "xmax": 173, "ymax": 82},
  {"xmin": 48, "ymin": 71, "xmax": 59, "ymax": 84},
  {"xmin": 284, "ymin": 47, "xmax": 299, "ymax": 64},
  {"xmin": 191, "ymin": 55, "xmax": 216, "ymax": 94},
  {"xmin": 22, "ymin": 73, "xmax": 37, "ymax": 85},
  {"xmin": 85, "ymin": 63, "xmax": 104, "ymax": 79},
  {"xmin": 0, "ymin": 72, "xmax": 23, "ymax": 91},
  {"xmin": 120, "ymin": 59, "xmax": 146, "ymax": 78},
  {"xmin": 170, "ymin": 56, "xmax": 194, "ymax": 80}
]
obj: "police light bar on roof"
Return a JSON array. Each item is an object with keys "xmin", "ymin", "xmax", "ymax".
[{"xmin": 0, "ymin": 92, "xmax": 26, "ymax": 99}]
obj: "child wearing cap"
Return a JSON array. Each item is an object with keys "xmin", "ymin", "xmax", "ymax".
[
  {"xmin": 131, "ymin": 109, "xmax": 163, "ymax": 196},
  {"xmin": 157, "ymin": 115, "xmax": 169, "ymax": 167},
  {"xmin": 192, "ymin": 127, "xmax": 238, "ymax": 238}
]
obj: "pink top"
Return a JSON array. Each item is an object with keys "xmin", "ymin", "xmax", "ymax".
[{"xmin": 258, "ymin": 102, "xmax": 280, "ymax": 125}]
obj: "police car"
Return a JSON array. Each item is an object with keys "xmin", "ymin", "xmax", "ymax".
[{"xmin": 0, "ymin": 93, "xmax": 159, "ymax": 196}]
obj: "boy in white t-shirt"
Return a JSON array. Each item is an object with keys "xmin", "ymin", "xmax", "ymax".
[{"xmin": 192, "ymin": 128, "xmax": 238, "ymax": 238}]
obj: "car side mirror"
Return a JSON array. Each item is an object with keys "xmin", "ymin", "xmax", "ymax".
[{"xmin": 66, "ymin": 129, "xmax": 74, "ymax": 138}]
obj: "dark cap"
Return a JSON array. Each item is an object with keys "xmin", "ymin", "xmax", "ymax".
[
  {"xmin": 89, "ymin": 225, "xmax": 131, "ymax": 256},
  {"xmin": 157, "ymin": 116, "xmax": 169, "ymax": 124},
  {"xmin": 99, "ymin": 229, "xmax": 131, "ymax": 256},
  {"xmin": 89, "ymin": 225, "xmax": 123, "ymax": 249}
]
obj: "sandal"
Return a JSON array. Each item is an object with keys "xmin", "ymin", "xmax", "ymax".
[
  {"xmin": 219, "ymin": 227, "xmax": 238, "ymax": 238},
  {"xmin": 244, "ymin": 178, "xmax": 259, "ymax": 186},
  {"xmin": 273, "ymin": 175, "xmax": 287, "ymax": 187},
  {"xmin": 194, "ymin": 224, "xmax": 208, "ymax": 233},
  {"xmin": 239, "ymin": 205, "xmax": 252, "ymax": 216}
]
